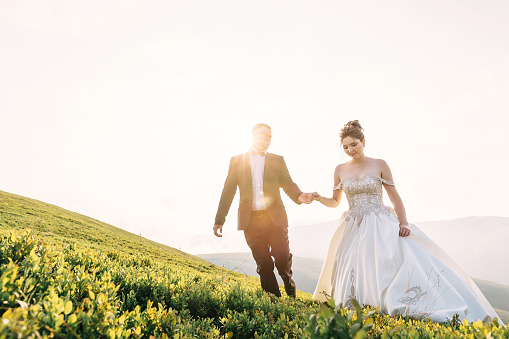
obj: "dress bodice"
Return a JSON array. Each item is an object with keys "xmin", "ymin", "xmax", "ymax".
[{"xmin": 333, "ymin": 174, "xmax": 395, "ymax": 222}]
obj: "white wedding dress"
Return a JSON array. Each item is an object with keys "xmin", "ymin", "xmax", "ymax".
[{"xmin": 313, "ymin": 175, "xmax": 502, "ymax": 324}]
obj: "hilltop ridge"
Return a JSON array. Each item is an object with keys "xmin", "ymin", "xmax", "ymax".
[{"xmin": 0, "ymin": 190, "xmax": 203, "ymax": 265}]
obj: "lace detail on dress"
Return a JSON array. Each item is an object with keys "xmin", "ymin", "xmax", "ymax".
[
  {"xmin": 341, "ymin": 175, "xmax": 396, "ymax": 226},
  {"xmin": 345, "ymin": 268, "xmax": 357, "ymax": 310},
  {"xmin": 332, "ymin": 182, "xmax": 342, "ymax": 191},
  {"xmin": 380, "ymin": 178, "xmax": 395, "ymax": 186},
  {"xmin": 345, "ymin": 205, "xmax": 395, "ymax": 226},
  {"xmin": 396, "ymin": 266, "xmax": 452, "ymax": 319},
  {"xmin": 398, "ymin": 286, "xmax": 427, "ymax": 306},
  {"xmin": 334, "ymin": 176, "xmax": 393, "ymax": 191}
]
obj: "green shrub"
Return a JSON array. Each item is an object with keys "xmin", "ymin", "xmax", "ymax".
[
  {"xmin": 1, "ymin": 229, "xmax": 507, "ymax": 338},
  {"xmin": 0, "ymin": 231, "xmax": 319, "ymax": 338},
  {"xmin": 303, "ymin": 298, "xmax": 374, "ymax": 339}
]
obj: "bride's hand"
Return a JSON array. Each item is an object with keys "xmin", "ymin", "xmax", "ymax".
[
  {"xmin": 399, "ymin": 225, "xmax": 411, "ymax": 237},
  {"xmin": 311, "ymin": 192, "xmax": 322, "ymax": 201}
]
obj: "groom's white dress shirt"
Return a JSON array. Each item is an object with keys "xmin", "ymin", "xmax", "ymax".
[{"xmin": 249, "ymin": 148, "xmax": 267, "ymax": 211}]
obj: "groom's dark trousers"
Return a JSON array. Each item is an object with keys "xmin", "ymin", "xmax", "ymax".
[{"xmin": 215, "ymin": 152, "xmax": 303, "ymax": 297}]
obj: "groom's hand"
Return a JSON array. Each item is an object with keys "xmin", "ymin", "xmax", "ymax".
[
  {"xmin": 310, "ymin": 192, "xmax": 322, "ymax": 201},
  {"xmin": 213, "ymin": 224, "xmax": 223, "ymax": 237},
  {"xmin": 298, "ymin": 193, "xmax": 314, "ymax": 204}
]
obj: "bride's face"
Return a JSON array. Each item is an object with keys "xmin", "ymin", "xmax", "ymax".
[{"xmin": 342, "ymin": 136, "xmax": 365, "ymax": 159}]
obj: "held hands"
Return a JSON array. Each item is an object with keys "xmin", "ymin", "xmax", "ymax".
[
  {"xmin": 298, "ymin": 192, "xmax": 322, "ymax": 204},
  {"xmin": 298, "ymin": 193, "xmax": 313, "ymax": 204},
  {"xmin": 310, "ymin": 192, "xmax": 322, "ymax": 201}
]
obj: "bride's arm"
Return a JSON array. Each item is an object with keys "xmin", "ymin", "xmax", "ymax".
[
  {"xmin": 314, "ymin": 189, "xmax": 341, "ymax": 207},
  {"xmin": 313, "ymin": 166, "xmax": 342, "ymax": 208},
  {"xmin": 386, "ymin": 187, "xmax": 408, "ymax": 226},
  {"xmin": 379, "ymin": 160, "xmax": 410, "ymax": 234}
]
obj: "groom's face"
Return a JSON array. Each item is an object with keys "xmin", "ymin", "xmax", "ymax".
[{"xmin": 252, "ymin": 126, "xmax": 272, "ymax": 152}]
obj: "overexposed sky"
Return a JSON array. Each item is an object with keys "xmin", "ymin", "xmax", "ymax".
[{"xmin": 1, "ymin": 0, "xmax": 508, "ymax": 254}]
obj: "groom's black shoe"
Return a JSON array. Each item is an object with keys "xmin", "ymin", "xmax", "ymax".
[{"xmin": 284, "ymin": 280, "xmax": 296, "ymax": 298}]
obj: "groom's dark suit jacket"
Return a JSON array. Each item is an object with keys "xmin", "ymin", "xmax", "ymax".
[{"xmin": 215, "ymin": 152, "xmax": 303, "ymax": 230}]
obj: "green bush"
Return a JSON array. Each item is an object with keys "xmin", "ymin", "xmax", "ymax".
[
  {"xmin": 303, "ymin": 298, "xmax": 374, "ymax": 339},
  {"xmin": 0, "ymin": 231, "xmax": 318, "ymax": 338},
  {"xmin": 1, "ymin": 229, "xmax": 507, "ymax": 338}
]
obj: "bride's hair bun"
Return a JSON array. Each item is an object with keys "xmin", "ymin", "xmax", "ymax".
[{"xmin": 340, "ymin": 120, "xmax": 365, "ymax": 141}]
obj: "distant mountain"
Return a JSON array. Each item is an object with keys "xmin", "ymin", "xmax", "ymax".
[
  {"xmin": 286, "ymin": 216, "xmax": 509, "ymax": 286},
  {"xmin": 198, "ymin": 252, "xmax": 509, "ymax": 324}
]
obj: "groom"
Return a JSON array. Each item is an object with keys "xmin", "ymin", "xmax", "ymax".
[{"xmin": 213, "ymin": 123, "xmax": 314, "ymax": 298}]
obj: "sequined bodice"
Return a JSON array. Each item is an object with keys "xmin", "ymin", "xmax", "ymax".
[
  {"xmin": 334, "ymin": 174, "xmax": 395, "ymax": 223},
  {"xmin": 342, "ymin": 174, "xmax": 388, "ymax": 209}
]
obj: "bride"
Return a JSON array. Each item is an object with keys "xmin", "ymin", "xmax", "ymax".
[{"xmin": 311, "ymin": 120, "xmax": 502, "ymax": 324}]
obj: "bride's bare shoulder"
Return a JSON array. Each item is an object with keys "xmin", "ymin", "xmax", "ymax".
[
  {"xmin": 334, "ymin": 162, "xmax": 348, "ymax": 175},
  {"xmin": 371, "ymin": 158, "xmax": 390, "ymax": 167},
  {"xmin": 371, "ymin": 158, "xmax": 392, "ymax": 178}
]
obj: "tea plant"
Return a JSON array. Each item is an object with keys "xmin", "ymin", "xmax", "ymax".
[
  {"xmin": 0, "ymin": 231, "xmax": 319, "ymax": 338},
  {"xmin": 1, "ymin": 190, "xmax": 507, "ymax": 338}
]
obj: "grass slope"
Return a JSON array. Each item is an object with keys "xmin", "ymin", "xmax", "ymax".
[
  {"xmin": 1, "ymin": 190, "xmax": 218, "ymax": 273},
  {"xmin": 0, "ymin": 190, "xmax": 319, "ymax": 338}
]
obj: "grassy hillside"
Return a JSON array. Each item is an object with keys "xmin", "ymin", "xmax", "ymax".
[
  {"xmin": 0, "ymin": 190, "xmax": 319, "ymax": 338},
  {"xmin": 0, "ymin": 190, "xmax": 202, "ymax": 264},
  {"xmin": 1, "ymin": 190, "xmax": 507, "ymax": 338}
]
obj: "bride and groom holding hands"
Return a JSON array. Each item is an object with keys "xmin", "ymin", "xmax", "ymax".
[{"xmin": 213, "ymin": 122, "xmax": 502, "ymax": 324}]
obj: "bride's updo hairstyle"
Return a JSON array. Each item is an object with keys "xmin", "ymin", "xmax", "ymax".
[{"xmin": 339, "ymin": 120, "xmax": 365, "ymax": 142}]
